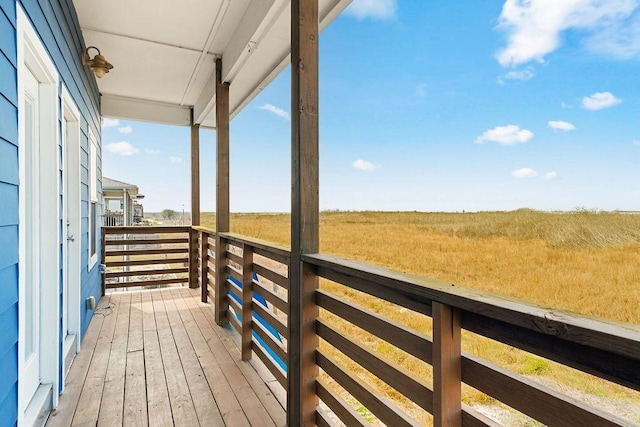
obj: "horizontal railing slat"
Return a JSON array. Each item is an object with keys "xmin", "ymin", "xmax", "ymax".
[
  {"xmin": 316, "ymin": 290, "xmax": 432, "ymax": 364},
  {"xmin": 462, "ymin": 311, "xmax": 640, "ymax": 392},
  {"xmin": 252, "ymin": 318, "xmax": 288, "ymax": 363},
  {"xmin": 461, "ymin": 354, "xmax": 635, "ymax": 427},
  {"xmin": 104, "ymin": 237, "xmax": 188, "ymax": 246},
  {"xmin": 227, "ymin": 251, "xmax": 242, "ymax": 265},
  {"xmin": 252, "ymin": 281, "xmax": 288, "ymax": 313},
  {"xmin": 252, "ymin": 338, "xmax": 287, "ymax": 389},
  {"xmin": 219, "ymin": 232, "xmax": 290, "ymax": 263},
  {"xmin": 103, "ymin": 226, "xmax": 190, "ymax": 234},
  {"xmin": 105, "ymin": 277, "xmax": 186, "ymax": 289},
  {"xmin": 105, "ymin": 267, "xmax": 188, "ymax": 278},
  {"xmin": 107, "ymin": 257, "xmax": 188, "ymax": 267},
  {"xmin": 226, "ymin": 265, "xmax": 242, "ymax": 284},
  {"xmin": 316, "ymin": 349, "xmax": 419, "ymax": 427},
  {"xmin": 253, "ymin": 303, "xmax": 288, "ymax": 337},
  {"xmin": 253, "ymin": 263, "xmax": 289, "ymax": 290},
  {"xmin": 106, "ymin": 248, "xmax": 188, "ymax": 256},
  {"xmin": 316, "ymin": 378, "xmax": 369, "ymax": 427},
  {"xmin": 316, "ymin": 319, "xmax": 433, "ymax": 413}
]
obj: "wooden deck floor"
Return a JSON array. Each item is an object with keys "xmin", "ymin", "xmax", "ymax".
[{"xmin": 46, "ymin": 287, "xmax": 286, "ymax": 427}]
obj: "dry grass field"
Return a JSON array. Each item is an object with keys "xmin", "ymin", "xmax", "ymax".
[{"xmin": 200, "ymin": 209, "xmax": 640, "ymax": 424}]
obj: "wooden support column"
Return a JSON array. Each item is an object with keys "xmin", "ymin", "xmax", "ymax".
[
  {"xmin": 288, "ymin": 0, "xmax": 320, "ymax": 425},
  {"xmin": 215, "ymin": 57, "xmax": 231, "ymax": 325},
  {"xmin": 241, "ymin": 244, "xmax": 254, "ymax": 361},
  {"xmin": 433, "ymin": 302, "xmax": 462, "ymax": 427},
  {"xmin": 190, "ymin": 111, "xmax": 200, "ymax": 226}
]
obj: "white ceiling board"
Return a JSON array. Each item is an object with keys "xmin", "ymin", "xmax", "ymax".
[
  {"xmin": 73, "ymin": 0, "xmax": 352, "ymax": 125},
  {"xmin": 102, "ymin": 95, "xmax": 191, "ymax": 126},
  {"xmin": 74, "ymin": 0, "xmax": 226, "ymax": 51},
  {"xmin": 83, "ymin": 30, "xmax": 207, "ymax": 104}
]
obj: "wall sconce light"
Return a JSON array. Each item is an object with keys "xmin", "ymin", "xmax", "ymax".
[{"xmin": 82, "ymin": 46, "xmax": 113, "ymax": 78}]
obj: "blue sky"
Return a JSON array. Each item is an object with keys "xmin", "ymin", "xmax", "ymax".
[{"xmin": 102, "ymin": 0, "xmax": 640, "ymax": 213}]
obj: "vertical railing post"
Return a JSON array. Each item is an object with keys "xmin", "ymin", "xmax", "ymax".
[
  {"xmin": 433, "ymin": 302, "xmax": 462, "ymax": 427},
  {"xmin": 101, "ymin": 226, "xmax": 106, "ymax": 296},
  {"xmin": 215, "ymin": 235, "xmax": 228, "ymax": 325},
  {"xmin": 188, "ymin": 227, "xmax": 198, "ymax": 289},
  {"xmin": 289, "ymin": 0, "xmax": 320, "ymax": 425},
  {"xmin": 215, "ymin": 56, "xmax": 230, "ymax": 326},
  {"xmin": 200, "ymin": 231, "xmax": 209, "ymax": 302},
  {"xmin": 241, "ymin": 244, "xmax": 254, "ymax": 361}
]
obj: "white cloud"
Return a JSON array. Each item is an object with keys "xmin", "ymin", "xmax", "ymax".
[
  {"xmin": 581, "ymin": 91, "xmax": 623, "ymax": 110},
  {"xmin": 415, "ymin": 83, "xmax": 427, "ymax": 99},
  {"xmin": 105, "ymin": 141, "xmax": 139, "ymax": 156},
  {"xmin": 345, "ymin": 0, "xmax": 397, "ymax": 20},
  {"xmin": 585, "ymin": 12, "xmax": 640, "ymax": 58},
  {"xmin": 476, "ymin": 125, "xmax": 534, "ymax": 145},
  {"xmin": 102, "ymin": 118, "xmax": 119, "ymax": 127},
  {"xmin": 145, "ymin": 148, "xmax": 160, "ymax": 155},
  {"xmin": 512, "ymin": 168, "xmax": 538, "ymax": 178},
  {"xmin": 169, "ymin": 156, "xmax": 183, "ymax": 164},
  {"xmin": 352, "ymin": 159, "xmax": 377, "ymax": 171},
  {"xmin": 498, "ymin": 67, "xmax": 535, "ymax": 84},
  {"xmin": 633, "ymin": 140, "xmax": 640, "ymax": 145},
  {"xmin": 495, "ymin": 0, "xmax": 639, "ymax": 67},
  {"xmin": 118, "ymin": 126, "xmax": 133, "ymax": 134},
  {"xmin": 548, "ymin": 120, "xmax": 576, "ymax": 131},
  {"xmin": 259, "ymin": 104, "xmax": 290, "ymax": 120},
  {"xmin": 544, "ymin": 171, "xmax": 559, "ymax": 180}
]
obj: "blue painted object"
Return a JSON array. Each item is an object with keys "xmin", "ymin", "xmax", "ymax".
[{"xmin": 227, "ymin": 274, "xmax": 288, "ymax": 372}]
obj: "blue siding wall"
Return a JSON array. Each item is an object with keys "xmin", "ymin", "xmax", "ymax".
[
  {"xmin": 0, "ymin": 0, "xmax": 102, "ymax": 423},
  {"xmin": 17, "ymin": 0, "xmax": 103, "ymax": 329},
  {"xmin": 0, "ymin": 0, "xmax": 19, "ymax": 424}
]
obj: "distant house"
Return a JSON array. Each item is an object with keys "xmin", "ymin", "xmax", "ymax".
[{"xmin": 102, "ymin": 177, "xmax": 145, "ymax": 226}]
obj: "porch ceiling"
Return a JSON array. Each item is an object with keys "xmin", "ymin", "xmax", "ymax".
[{"xmin": 72, "ymin": 0, "xmax": 351, "ymax": 127}]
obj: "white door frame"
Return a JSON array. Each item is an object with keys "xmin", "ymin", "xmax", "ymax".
[
  {"xmin": 61, "ymin": 86, "xmax": 82, "ymax": 385},
  {"xmin": 17, "ymin": 4, "xmax": 61, "ymax": 422}
]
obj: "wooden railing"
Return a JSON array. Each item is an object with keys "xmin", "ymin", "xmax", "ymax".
[
  {"xmin": 104, "ymin": 226, "xmax": 640, "ymax": 426},
  {"xmin": 101, "ymin": 226, "xmax": 196, "ymax": 294},
  {"xmin": 191, "ymin": 228, "xmax": 291, "ymax": 387},
  {"xmin": 199, "ymin": 228, "xmax": 640, "ymax": 426}
]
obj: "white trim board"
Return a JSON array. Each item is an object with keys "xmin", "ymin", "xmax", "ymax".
[
  {"xmin": 61, "ymin": 84, "xmax": 82, "ymax": 383},
  {"xmin": 17, "ymin": 4, "xmax": 61, "ymax": 423}
]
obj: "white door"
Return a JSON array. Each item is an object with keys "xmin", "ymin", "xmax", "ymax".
[{"xmin": 22, "ymin": 66, "xmax": 41, "ymax": 404}]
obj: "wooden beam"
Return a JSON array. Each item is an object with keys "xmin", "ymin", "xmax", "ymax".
[
  {"xmin": 191, "ymin": 109, "xmax": 201, "ymax": 226},
  {"xmin": 289, "ymin": 0, "xmax": 320, "ymax": 425},
  {"xmin": 215, "ymin": 57, "xmax": 231, "ymax": 325},
  {"xmin": 433, "ymin": 302, "xmax": 462, "ymax": 427}
]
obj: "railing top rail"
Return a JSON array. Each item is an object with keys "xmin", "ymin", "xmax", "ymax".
[
  {"xmin": 192, "ymin": 225, "xmax": 215, "ymax": 234},
  {"xmin": 303, "ymin": 253, "xmax": 640, "ymax": 361},
  {"xmin": 102, "ymin": 225, "xmax": 191, "ymax": 234},
  {"xmin": 219, "ymin": 232, "xmax": 291, "ymax": 261}
]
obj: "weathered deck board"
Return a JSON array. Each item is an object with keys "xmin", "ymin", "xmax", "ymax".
[{"xmin": 47, "ymin": 288, "xmax": 285, "ymax": 426}]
